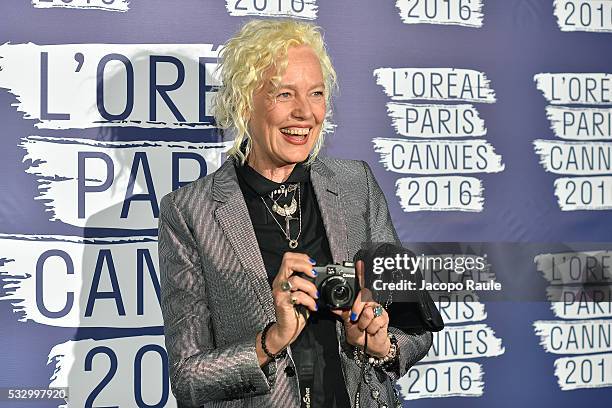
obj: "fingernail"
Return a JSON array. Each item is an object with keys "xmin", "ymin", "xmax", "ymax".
[
  {"xmin": 316, "ymin": 290, "xmax": 320, "ymax": 298},
  {"xmin": 309, "ymin": 258, "xmax": 316, "ymax": 265},
  {"xmin": 312, "ymin": 269, "xmax": 318, "ymax": 276},
  {"xmin": 350, "ymin": 312, "xmax": 358, "ymax": 322},
  {"xmin": 315, "ymin": 304, "xmax": 319, "ymax": 311}
]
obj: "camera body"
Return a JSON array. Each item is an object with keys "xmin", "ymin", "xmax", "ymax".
[{"xmin": 300, "ymin": 261, "xmax": 359, "ymax": 309}]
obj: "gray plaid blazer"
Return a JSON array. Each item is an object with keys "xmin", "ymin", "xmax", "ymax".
[{"xmin": 158, "ymin": 156, "xmax": 433, "ymax": 408}]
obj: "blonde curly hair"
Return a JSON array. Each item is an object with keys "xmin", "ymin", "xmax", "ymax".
[{"xmin": 213, "ymin": 19, "xmax": 337, "ymax": 164}]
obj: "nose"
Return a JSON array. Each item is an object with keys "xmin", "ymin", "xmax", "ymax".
[{"xmin": 291, "ymin": 94, "xmax": 313, "ymax": 120}]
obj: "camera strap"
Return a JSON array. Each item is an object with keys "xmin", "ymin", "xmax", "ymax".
[{"xmin": 292, "ymin": 329, "xmax": 315, "ymax": 408}]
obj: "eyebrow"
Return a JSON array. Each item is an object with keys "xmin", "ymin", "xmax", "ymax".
[{"xmin": 277, "ymin": 83, "xmax": 325, "ymax": 90}]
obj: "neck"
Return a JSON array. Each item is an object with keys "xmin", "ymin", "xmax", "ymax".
[{"xmin": 247, "ymin": 157, "xmax": 296, "ymax": 183}]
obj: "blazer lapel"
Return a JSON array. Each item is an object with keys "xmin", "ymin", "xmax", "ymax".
[
  {"xmin": 311, "ymin": 159, "xmax": 355, "ymax": 403},
  {"xmin": 310, "ymin": 159, "xmax": 349, "ymax": 263},
  {"xmin": 212, "ymin": 160, "xmax": 275, "ymax": 320}
]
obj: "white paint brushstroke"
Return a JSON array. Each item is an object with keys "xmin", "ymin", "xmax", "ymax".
[
  {"xmin": 396, "ymin": 176, "xmax": 484, "ymax": 212},
  {"xmin": 534, "ymin": 73, "xmax": 612, "ymax": 105},
  {"xmin": 423, "ymin": 324, "xmax": 505, "ymax": 362},
  {"xmin": 32, "ymin": 0, "xmax": 129, "ymax": 12},
  {"xmin": 0, "ymin": 232, "xmax": 154, "ymax": 244},
  {"xmin": 433, "ymin": 293, "xmax": 487, "ymax": 323},
  {"xmin": 551, "ymin": 299, "xmax": 612, "ymax": 320},
  {"xmin": 553, "ymin": 176, "xmax": 612, "ymax": 211},
  {"xmin": 396, "ymin": 0, "xmax": 484, "ymax": 27},
  {"xmin": 547, "ymin": 285, "xmax": 612, "ymax": 319},
  {"xmin": 386, "ymin": 102, "xmax": 486, "ymax": 138},
  {"xmin": 534, "ymin": 320, "xmax": 612, "ymax": 354},
  {"xmin": 20, "ymin": 136, "xmax": 230, "ymax": 229},
  {"xmin": 533, "ymin": 140, "xmax": 612, "ymax": 175},
  {"xmin": 48, "ymin": 336, "xmax": 177, "ymax": 407},
  {"xmin": 225, "ymin": 0, "xmax": 317, "ymax": 19},
  {"xmin": 398, "ymin": 361, "xmax": 484, "ymax": 399},
  {"xmin": 553, "ymin": 353, "xmax": 612, "ymax": 390},
  {"xmin": 0, "ymin": 234, "xmax": 163, "ymax": 328},
  {"xmin": 545, "ymin": 106, "xmax": 612, "ymax": 140},
  {"xmin": 535, "ymin": 250, "xmax": 612, "ymax": 285},
  {"xmin": 374, "ymin": 138, "xmax": 504, "ymax": 174},
  {"xmin": 374, "ymin": 68, "xmax": 496, "ymax": 103},
  {"xmin": 0, "ymin": 43, "xmax": 220, "ymax": 129},
  {"xmin": 554, "ymin": 0, "xmax": 612, "ymax": 33}
]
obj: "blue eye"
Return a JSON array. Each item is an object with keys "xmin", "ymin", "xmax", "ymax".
[{"xmin": 277, "ymin": 92, "xmax": 292, "ymax": 99}]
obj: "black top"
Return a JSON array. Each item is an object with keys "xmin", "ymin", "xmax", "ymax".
[{"xmin": 235, "ymin": 162, "xmax": 351, "ymax": 408}]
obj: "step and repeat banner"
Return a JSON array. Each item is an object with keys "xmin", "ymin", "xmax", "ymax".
[{"xmin": 0, "ymin": 1, "xmax": 611, "ymax": 407}]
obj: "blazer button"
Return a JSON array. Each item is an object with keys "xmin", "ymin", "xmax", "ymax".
[{"xmin": 285, "ymin": 366, "xmax": 296, "ymax": 377}]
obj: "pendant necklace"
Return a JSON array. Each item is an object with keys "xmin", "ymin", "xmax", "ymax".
[
  {"xmin": 270, "ymin": 184, "xmax": 298, "ymax": 217},
  {"xmin": 261, "ymin": 184, "xmax": 301, "ymax": 249}
]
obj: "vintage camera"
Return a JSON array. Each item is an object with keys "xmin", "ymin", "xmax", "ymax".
[{"xmin": 300, "ymin": 261, "xmax": 359, "ymax": 309}]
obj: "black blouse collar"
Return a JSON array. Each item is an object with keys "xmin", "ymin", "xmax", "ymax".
[{"xmin": 235, "ymin": 161, "xmax": 310, "ymax": 196}]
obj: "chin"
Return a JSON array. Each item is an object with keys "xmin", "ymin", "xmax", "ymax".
[
  {"xmin": 281, "ymin": 155, "xmax": 309, "ymax": 166},
  {"xmin": 280, "ymin": 148, "xmax": 313, "ymax": 165}
]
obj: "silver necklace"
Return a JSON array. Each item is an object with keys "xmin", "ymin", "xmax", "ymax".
[
  {"xmin": 261, "ymin": 184, "xmax": 302, "ymax": 249},
  {"xmin": 269, "ymin": 184, "xmax": 298, "ymax": 217}
]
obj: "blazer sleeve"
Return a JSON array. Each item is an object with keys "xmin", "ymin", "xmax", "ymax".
[
  {"xmin": 362, "ymin": 160, "xmax": 433, "ymax": 380},
  {"xmin": 158, "ymin": 193, "xmax": 276, "ymax": 407}
]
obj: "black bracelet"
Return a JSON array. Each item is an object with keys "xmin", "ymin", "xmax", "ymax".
[{"xmin": 261, "ymin": 321, "xmax": 287, "ymax": 360}]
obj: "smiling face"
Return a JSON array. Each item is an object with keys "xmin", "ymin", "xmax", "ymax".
[{"xmin": 247, "ymin": 45, "xmax": 326, "ymax": 181}]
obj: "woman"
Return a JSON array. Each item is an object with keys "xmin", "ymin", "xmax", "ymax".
[{"xmin": 158, "ymin": 19, "xmax": 432, "ymax": 408}]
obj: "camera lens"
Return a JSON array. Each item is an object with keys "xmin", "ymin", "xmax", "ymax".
[
  {"xmin": 321, "ymin": 276, "xmax": 354, "ymax": 308},
  {"xmin": 333, "ymin": 285, "xmax": 349, "ymax": 302}
]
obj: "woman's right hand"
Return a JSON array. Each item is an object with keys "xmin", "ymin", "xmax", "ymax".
[{"xmin": 257, "ymin": 252, "xmax": 319, "ymax": 364}]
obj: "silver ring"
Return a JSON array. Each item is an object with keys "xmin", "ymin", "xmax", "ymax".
[
  {"xmin": 373, "ymin": 305, "xmax": 384, "ymax": 318},
  {"xmin": 290, "ymin": 296, "xmax": 298, "ymax": 305},
  {"xmin": 280, "ymin": 280, "xmax": 292, "ymax": 292}
]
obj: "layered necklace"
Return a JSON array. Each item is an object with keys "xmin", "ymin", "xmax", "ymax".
[{"xmin": 261, "ymin": 183, "xmax": 301, "ymax": 249}]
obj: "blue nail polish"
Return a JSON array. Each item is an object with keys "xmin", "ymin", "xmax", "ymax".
[
  {"xmin": 309, "ymin": 258, "xmax": 316, "ymax": 265},
  {"xmin": 315, "ymin": 304, "xmax": 319, "ymax": 311},
  {"xmin": 316, "ymin": 290, "xmax": 320, "ymax": 298},
  {"xmin": 350, "ymin": 312, "xmax": 358, "ymax": 322},
  {"xmin": 312, "ymin": 269, "xmax": 318, "ymax": 276}
]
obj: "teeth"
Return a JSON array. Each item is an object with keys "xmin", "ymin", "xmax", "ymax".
[{"xmin": 280, "ymin": 128, "xmax": 310, "ymax": 136}]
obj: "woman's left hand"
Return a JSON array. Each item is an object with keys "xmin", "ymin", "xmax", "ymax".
[{"xmin": 332, "ymin": 260, "xmax": 391, "ymax": 358}]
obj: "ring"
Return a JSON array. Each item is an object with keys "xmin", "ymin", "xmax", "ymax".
[
  {"xmin": 290, "ymin": 296, "xmax": 298, "ymax": 305},
  {"xmin": 372, "ymin": 305, "xmax": 384, "ymax": 318},
  {"xmin": 280, "ymin": 280, "xmax": 292, "ymax": 292}
]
